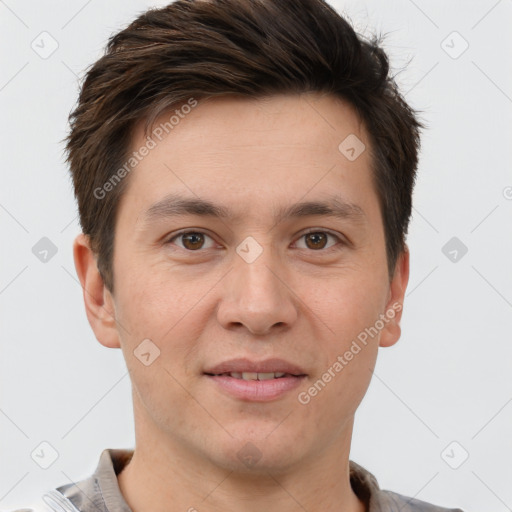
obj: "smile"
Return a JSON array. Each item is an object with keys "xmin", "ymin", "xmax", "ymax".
[
  {"xmin": 204, "ymin": 373, "xmax": 306, "ymax": 401},
  {"xmin": 206, "ymin": 371, "xmax": 292, "ymax": 380}
]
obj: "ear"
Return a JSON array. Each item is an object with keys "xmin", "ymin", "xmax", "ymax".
[
  {"xmin": 73, "ymin": 233, "xmax": 121, "ymax": 349},
  {"xmin": 379, "ymin": 245, "xmax": 410, "ymax": 348}
]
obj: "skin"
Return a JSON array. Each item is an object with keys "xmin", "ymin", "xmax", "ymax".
[{"xmin": 74, "ymin": 93, "xmax": 409, "ymax": 512}]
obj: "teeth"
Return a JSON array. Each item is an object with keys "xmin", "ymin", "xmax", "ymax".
[
  {"xmin": 252, "ymin": 372, "xmax": 274, "ymax": 380},
  {"xmin": 224, "ymin": 372, "xmax": 289, "ymax": 380},
  {"xmin": 242, "ymin": 372, "xmax": 259, "ymax": 380}
]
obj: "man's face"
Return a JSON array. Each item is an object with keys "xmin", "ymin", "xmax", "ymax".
[{"xmin": 87, "ymin": 93, "xmax": 407, "ymax": 473}]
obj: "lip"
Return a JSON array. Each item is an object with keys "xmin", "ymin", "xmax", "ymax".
[
  {"xmin": 203, "ymin": 357, "xmax": 307, "ymax": 376},
  {"xmin": 203, "ymin": 358, "xmax": 307, "ymax": 402},
  {"xmin": 205, "ymin": 374, "xmax": 306, "ymax": 402}
]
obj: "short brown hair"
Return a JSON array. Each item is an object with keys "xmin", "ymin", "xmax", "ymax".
[{"xmin": 65, "ymin": 0, "xmax": 422, "ymax": 293}]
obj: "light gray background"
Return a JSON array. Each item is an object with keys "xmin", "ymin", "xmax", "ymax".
[{"xmin": 1, "ymin": 1, "xmax": 511, "ymax": 511}]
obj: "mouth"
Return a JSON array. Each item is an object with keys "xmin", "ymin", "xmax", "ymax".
[
  {"xmin": 203, "ymin": 357, "xmax": 307, "ymax": 377},
  {"xmin": 203, "ymin": 360, "xmax": 307, "ymax": 402},
  {"xmin": 202, "ymin": 358, "xmax": 307, "ymax": 401},
  {"xmin": 204, "ymin": 371, "xmax": 304, "ymax": 380}
]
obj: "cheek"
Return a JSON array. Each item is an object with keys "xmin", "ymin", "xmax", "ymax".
[
  {"xmin": 114, "ymin": 256, "xmax": 216, "ymax": 339},
  {"xmin": 298, "ymin": 306, "xmax": 380, "ymax": 431},
  {"xmin": 114, "ymin": 273, "xmax": 209, "ymax": 432},
  {"xmin": 301, "ymin": 274, "xmax": 385, "ymax": 401},
  {"xmin": 308, "ymin": 272, "xmax": 387, "ymax": 343},
  {"xmin": 112, "ymin": 276, "xmax": 201, "ymax": 402},
  {"xmin": 309, "ymin": 273, "xmax": 386, "ymax": 405},
  {"xmin": 129, "ymin": 358, "xmax": 199, "ymax": 441}
]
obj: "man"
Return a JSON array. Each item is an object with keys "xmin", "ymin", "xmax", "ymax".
[{"xmin": 11, "ymin": 0, "xmax": 464, "ymax": 510}]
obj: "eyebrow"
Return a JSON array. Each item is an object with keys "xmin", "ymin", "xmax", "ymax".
[{"xmin": 139, "ymin": 193, "xmax": 366, "ymax": 227}]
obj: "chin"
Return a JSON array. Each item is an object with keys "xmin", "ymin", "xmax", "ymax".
[{"xmin": 208, "ymin": 429, "xmax": 304, "ymax": 475}]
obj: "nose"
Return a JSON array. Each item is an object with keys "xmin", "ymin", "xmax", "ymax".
[{"xmin": 216, "ymin": 243, "xmax": 298, "ymax": 336}]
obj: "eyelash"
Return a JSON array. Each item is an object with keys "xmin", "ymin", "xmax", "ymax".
[{"xmin": 165, "ymin": 229, "xmax": 345, "ymax": 252}]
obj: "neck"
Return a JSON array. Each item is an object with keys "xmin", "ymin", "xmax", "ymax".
[{"xmin": 118, "ymin": 397, "xmax": 366, "ymax": 512}]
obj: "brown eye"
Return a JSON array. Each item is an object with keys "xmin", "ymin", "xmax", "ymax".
[
  {"xmin": 294, "ymin": 231, "xmax": 341, "ymax": 251},
  {"xmin": 169, "ymin": 231, "xmax": 216, "ymax": 251},
  {"xmin": 304, "ymin": 232, "xmax": 328, "ymax": 249},
  {"xmin": 182, "ymin": 232, "xmax": 204, "ymax": 250}
]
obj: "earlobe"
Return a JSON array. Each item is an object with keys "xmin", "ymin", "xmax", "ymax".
[
  {"xmin": 379, "ymin": 246, "xmax": 410, "ymax": 348},
  {"xmin": 73, "ymin": 233, "xmax": 121, "ymax": 349}
]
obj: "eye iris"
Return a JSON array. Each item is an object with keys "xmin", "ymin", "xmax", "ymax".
[
  {"xmin": 182, "ymin": 232, "xmax": 204, "ymax": 250},
  {"xmin": 305, "ymin": 232, "xmax": 327, "ymax": 249}
]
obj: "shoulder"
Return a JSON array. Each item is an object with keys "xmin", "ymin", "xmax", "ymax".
[
  {"xmin": 5, "ymin": 448, "xmax": 132, "ymax": 512},
  {"xmin": 349, "ymin": 460, "xmax": 464, "ymax": 512},
  {"xmin": 3, "ymin": 489, "xmax": 81, "ymax": 512},
  {"xmin": 378, "ymin": 489, "xmax": 465, "ymax": 512}
]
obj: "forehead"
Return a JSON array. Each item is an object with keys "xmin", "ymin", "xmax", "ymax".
[
  {"xmin": 118, "ymin": 93, "xmax": 378, "ymax": 225},
  {"xmin": 141, "ymin": 93, "xmax": 366, "ymax": 148}
]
